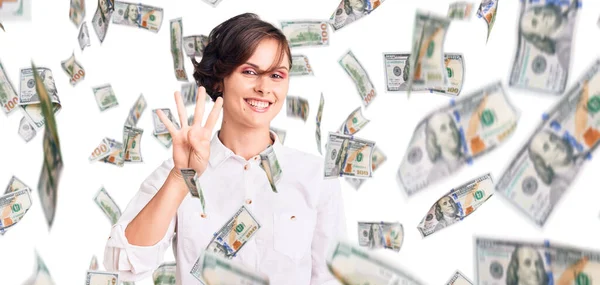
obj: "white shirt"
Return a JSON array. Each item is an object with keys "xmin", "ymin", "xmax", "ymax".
[{"xmin": 103, "ymin": 130, "xmax": 347, "ymax": 285}]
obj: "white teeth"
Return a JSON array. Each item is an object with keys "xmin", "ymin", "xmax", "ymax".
[{"xmin": 246, "ymin": 99, "xmax": 269, "ymax": 109}]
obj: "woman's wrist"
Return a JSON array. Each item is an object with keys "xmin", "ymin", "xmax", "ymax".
[{"xmin": 167, "ymin": 168, "xmax": 189, "ymax": 196}]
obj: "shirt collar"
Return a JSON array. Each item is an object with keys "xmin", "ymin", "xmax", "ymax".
[{"xmin": 209, "ymin": 130, "xmax": 285, "ymax": 168}]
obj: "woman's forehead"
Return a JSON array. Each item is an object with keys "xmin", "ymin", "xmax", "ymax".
[{"xmin": 247, "ymin": 39, "xmax": 290, "ymax": 69}]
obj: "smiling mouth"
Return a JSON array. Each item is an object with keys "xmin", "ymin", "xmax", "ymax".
[{"xmin": 244, "ymin": 98, "xmax": 274, "ymax": 113}]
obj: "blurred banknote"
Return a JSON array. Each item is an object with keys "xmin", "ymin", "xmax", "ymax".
[
  {"xmin": 290, "ymin": 55, "xmax": 314, "ymax": 76},
  {"xmin": 281, "ymin": 20, "xmax": 329, "ymax": 47},
  {"xmin": 0, "ymin": 188, "xmax": 32, "ymax": 232},
  {"xmin": 201, "ymin": 0, "xmax": 224, "ymax": 7},
  {"xmin": 123, "ymin": 125, "xmax": 143, "ymax": 162},
  {"xmin": 22, "ymin": 251, "xmax": 54, "ymax": 285},
  {"xmin": 346, "ymin": 146, "xmax": 386, "ymax": 190},
  {"xmin": 407, "ymin": 12, "xmax": 450, "ymax": 95},
  {"xmin": 153, "ymin": 108, "xmax": 180, "ymax": 135},
  {"xmin": 508, "ymin": 0, "xmax": 578, "ymax": 94},
  {"xmin": 60, "ymin": 53, "xmax": 86, "ymax": 86},
  {"xmin": 100, "ymin": 139, "xmax": 125, "ymax": 167},
  {"xmin": 324, "ymin": 132, "xmax": 375, "ymax": 178},
  {"xmin": 92, "ymin": 0, "xmax": 113, "ymax": 43},
  {"xmin": 191, "ymin": 250, "xmax": 269, "ymax": 285},
  {"xmin": 181, "ymin": 82, "xmax": 207, "ymax": 106},
  {"xmin": 180, "ymin": 168, "xmax": 206, "ymax": 214},
  {"xmin": 112, "ymin": 1, "xmax": 163, "ymax": 32},
  {"xmin": 329, "ymin": 0, "xmax": 385, "ymax": 31},
  {"xmin": 339, "ymin": 106, "xmax": 369, "ymax": 135},
  {"xmin": 18, "ymin": 117, "xmax": 36, "ymax": 142},
  {"xmin": 92, "ymin": 84, "xmax": 118, "ymax": 111},
  {"xmin": 327, "ymin": 240, "xmax": 424, "ymax": 285},
  {"xmin": 89, "ymin": 255, "xmax": 98, "ymax": 270},
  {"xmin": 2, "ymin": 176, "xmax": 31, "ymax": 235},
  {"xmin": 417, "ymin": 173, "xmax": 493, "ymax": 237},
  {"xmin": 18, "ymin": 67, "xmax": 61, "ymax": 130},
  {"xmin": 94, "ymin": 187, "xmax": 121, "ymax": 225},
  {"xmin": 0, "ymin": 60, "xmax": 19, "ymax": 115},
  {"xmin": 89, "ymin": 137, "xmax": 118, "ymax": 161},
  {"xmin": 397, "ymin": 81, "xmax": 518, "ymax": 196},
  {"xmin": 448, "ymin": 2, "xmax": 473, "ymax": 20},
  {"xmin": 316, "ymin": 93, "xmax": 324, "ymax": 153},
  {"xmin": 357, "ymin": 221, "xmax": 403, "ymax": 252},
  {"xmin": 0, "ymin": 0, "xmax": 32, "ymax": 21},
  {"xmin": 154, "ymin": 133, "xmax": 173, "ymax": 148},
  {"xmin": 183, "ymin": 35, "xmax": 208, "ymax": 58},
  {"xmin": 125, "ymin": 94, "xmax": 146, "ymax": 127},
  {"xmin": 286, "ymin": 95, "xmax": 309, "ymax": 122},
  {"xmin": 78, "ymin": 22, "xmax": 91, "ymax": 51},
  {"xmin": 445, "ymin": 271, "xmax": 472, "ymax": 285},
  {"xmin": 497, "ymin": 59, "xmax": 600, "ymax": 226},
  {"xmin": 170, "ymin": 18, "xmax": 188, "ymax": 81},
  {"xmin": 270, "ymin": 127, "xmax": 286, "ymax": 144},
  {"xmin": 86, "ymin": 271, "xmax": 119, "ymax": 285},
  {"xmin": 477, "ymin": 0, "xmax": 498, "ymax": 42},
  {"xmin": 339, "ymin": 50, "xmax": 376, "ymax": 107},
  {"xmin": 206, "ymin": 206, "xmax": 260, "ymax": 259},
  {"xmin": 69, "ymin": 0, "xmax": 85, "ymax": 27},
  {"xmin": 259, "ymin": 145, "xmax": 282, "ymax": 193},
  {"xmin": 153, "ymin": 262, "xmax": 176, "ymax": 285}
]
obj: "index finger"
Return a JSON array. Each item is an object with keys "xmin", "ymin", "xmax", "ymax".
[
  {"xmin": 193, "ymin": 86, "xmax": 207, "ymax": 126},
  {"xmin": 204, "ymin": 96, "xmax": 223, "ymax": 133}
]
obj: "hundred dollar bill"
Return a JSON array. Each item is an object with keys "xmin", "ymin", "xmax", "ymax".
[
  {"xmin": 170, "ymin": 18, "xmax": 188, "ymax": 81},
  {"xmin": 23, "ymin": 251, "xmax": 54, "ymax": 285},
  {"xmin": 183, "ymin": 35, "xmax": 208, "ymax": 58},
  {"xmin": 407, "ymin": 12, "xmax": 450, "ymax": 95},
  {"xmin": 206, "ymin": 206, "xmax": 260, "ymax": 259},
  {"xmin": 123, "ymin": 125, "xmax": 143, "ymax": 162},
  {"xmin": 112, "ymin": 1, "xmax": 163, "ymax": 32},
  {"xmin": 508, "ymin": 0, "xmax": 578, "ymax": 94},
  {"xmin": 70, "ymin": 0, "xmax": 85, "ymax": 27},
  {"xmin": 180, "ymin": 168, "xmax": 206, "ymax": 214},
  {"xmin": 430, "ymin": 54, "xmax": 465, "ymax": 96},
  {"xmin": 0, "ymin": 0, "xmax": 32, "ymax": 21},
  {"xmin": 357, "ymin": 221, "xmax": 403, "ymax": 252},
  {"xmin": 345, "ymin": 146, "xmax": 386, "ymax": 190},
  {"xmin": 417, "ymin": 173, "xmax": 493, "ymax": 237},
  {"xmin": 445, "ymin": 271, "xmax": 472, "ymax": 285},
  {"xmin": 19, "ymin": 67, "xmax": 61, "ymax": 130},
  {"xmin": 125, "ymin": 94, "xmax": 146, "ymax": 127},
  {"xmin": 497, "ymin": 59, "xmax": 600, "ymax": 226},
  {"xmin": 259, "ymin": 145, "xmax": 282, "ymax": 193},
  {"xmin": 61, "ymin": 53, "xmax": 86, "ymax": 86},
  {"xmin": 477, "ymin": 0, "xmax": 498, "ymax": 42},
  {"xmin": 93, "ymin": 187, "xmax": 121, "ymax": 225},
  {"xmin": 316, "ymin": 93, "xmax": 324, "ymax": 154},
  {"xmin": 0, "ymin": 60, "xmax": 19, "ymax": 115},
  {"xmin": 201, "ymin": 0, "xmax": 224, "ymax": 7},
  {"xmin": 19, "ymin": 116, "xmax": 36, "ymax": 142},
  {"xmin": 286, "ymin": 95, "xmax": 309, "ymax": 122},
  {"xmin": 92, "ymin": 84, "xmax": 118, "ymax": 111},
  {"xmin": 324, "ymin": 132, "xmax": 375, "ymax": 178},
  {"xmin": 281, "ymin": 20, "xmax": 329, "ymax": 47},
  {"xmin": 154, "ymin": 133, "xmax": 173, "ymax": 148},
  {"xmin": 89, "ymin": 137, "xmax": 115, "ymax": 161},
  {"xmin": 0, "ymin": 188, "xmax": 32, "ymax": 232},
  {"xmin": 100, "ymin": 139, "xmax": 125, "ymax": 167},
  {"xmin": 397, "ymin": 81, "xmax": 518, "ymax": 196},
  {"xmin": 191, "ymin": 250, "xmax": 269, "ymax": 285},
  {"xmin": 181, "ymin": 82, "xmax": 198, "ymax": 106},
  {"xmin": 329, "ymin": 0, "xmax": 385, "ymax": 31},
  {"xmin": 290, "ymin": 55, "xmax": 314, "ymax": 76},
  {"xmin": 270, "ymin": 127, "xmax": 286, "ymax": 144},
  {"xmin": 92, "ymin": 0, "xmax": 113, "ymax": 43},
  {"xmin": 4, "ymin": 175, "xmax": 30, "ymax": 194},
  {"xmin": 152, "ymin": 108, "xmax": 180, "ymax": 135},
  {"xmin": 78, "ymin": 21, "xmax": 91, "ymax": 51},
  {"xmin": 327, "ymin": 240, "xmax": 424, "ymax": 285},
  {"xmin": 339, "ymin": 106, "xmax": 369, "ymax": 135},
  {"xmin": 549, "ymin": 243, "xmax": 600, "ymax": 284},
  {"xmin": 89, "ymin": 255, "xmax": 98, "ymax": 270},
  {"xmin": 448, "ymin": 2, "xmax": 473, "ymax": 20},
  {"xmin": 339, "ymin": 50, "xmax": 376, "ymax": 107},
  {"xmin": 32, "ymin": 63, "xmax": 63, "ymax": 230},
  {"xmin": 153, "ymin": 262, "xmax": 176, "ymax": 285},
  {"xmin": 86, "ymin": 271, "xmax": 119, "ymax": 285}
]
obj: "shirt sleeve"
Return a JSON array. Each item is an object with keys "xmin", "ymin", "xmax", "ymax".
[
  {"xmin": 103, "ymin": 159, "xmax": 177, "ymax": 282},
  {"xmin": 310, "ymin": 178, "xmax": 347, "ymax": 285}
]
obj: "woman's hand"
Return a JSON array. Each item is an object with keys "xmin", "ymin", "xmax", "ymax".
[{"xmin": 157, "ymin": 86, "xmax": 223, "ymax": 178}]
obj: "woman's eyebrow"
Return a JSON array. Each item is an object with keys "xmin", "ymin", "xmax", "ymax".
[{"xmin": 245, "ymin": 62, "xmax": 289, "ymax": 71}]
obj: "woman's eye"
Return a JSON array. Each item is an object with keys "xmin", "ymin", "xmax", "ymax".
[
  {"xmin": 271, "ymin": 73, "xmax": 284, "ymax": 79},
  {"xmin": 242, "ymin": 70, "xmax": 257, "ymax": 75}
]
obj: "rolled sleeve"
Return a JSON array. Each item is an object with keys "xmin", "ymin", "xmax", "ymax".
[{"xmin": 310, "ymin": 178, "xmax": 346, "ymax": 285}]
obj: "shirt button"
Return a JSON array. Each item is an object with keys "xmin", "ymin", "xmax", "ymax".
[
  {"xmin": 246, "ymin": 199, "xmax": 252, "ymax": 205},
  {"xmin": 244, "ymin": 164, "xmax": 249, "ymax": 170},
  {"xmin": 290, "ymin": 215, "xmax": 296, "ymax": 221},
  {"xmin": 200, "ymin": 213, "xmax": 207, "ymax": 218},
  {"xmin": 254, "ymin": 156, "xmax": 259, "ymax": 161}
]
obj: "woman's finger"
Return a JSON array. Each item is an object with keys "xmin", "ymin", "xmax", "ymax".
[
  {"xmin": 156, "ymin": 109, "xmax": 177, "ymax": 135},
  {"xmin": 193, "ymin": 86, "xmax": 207, "ymax": 126},
  {"xmin": 174, "ymin": 91, "xmax": 188, "ymax": 128},
  {"xmin": 204, "ymin": 96, "xmax": 223, "ymax": 133}
]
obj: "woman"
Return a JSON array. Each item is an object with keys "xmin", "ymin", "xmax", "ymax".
[{"xmin": 103, "ymin": 13, "xmax": 346, "ymax": 285}]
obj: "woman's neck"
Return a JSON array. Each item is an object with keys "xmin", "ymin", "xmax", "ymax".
[{"xmin": 218, "ymin": 120, "xmax": 273, "ymax": 161}]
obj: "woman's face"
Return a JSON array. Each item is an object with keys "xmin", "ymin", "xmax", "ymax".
[
  {"xmin": 127, "ymin": 5, "xmax": 138, "ymax": 22},
  {"xmin": 521, "ymin": 7, "xmax": 559, "ymax": 37},
  {"xmin": 221, "ymin": 38, "xmax": 290, "ymax": 129}
]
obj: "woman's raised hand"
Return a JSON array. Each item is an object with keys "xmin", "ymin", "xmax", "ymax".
[{"xmin": 157, "ymin": 86, "xmax": 223, "ymax": 178}]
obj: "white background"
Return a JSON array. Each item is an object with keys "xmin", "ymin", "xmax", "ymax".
[{"xmin": 1, "ymin": 0, "xmax": 600, "ymax": 284}]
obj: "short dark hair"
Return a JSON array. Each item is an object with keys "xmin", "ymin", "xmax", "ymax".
[{"xmin": 192, "ymin": 13, "xmax": 292, "ymax": 102}]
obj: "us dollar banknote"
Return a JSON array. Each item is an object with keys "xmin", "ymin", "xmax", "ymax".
[
  {"xmin": 190, "ymin": 250, "xmax": 269, "ymax": 285},
  {"xmin": 0, "ymin": 60, "xmax": 19, "ymax": 115},
  {"xmin": 290, "ymin": 55, "xmax": 314, "ymax": 76},
  {"xmin": 508, "ymin": 0, "xmax": 579, "ymax": 94},
  {"xmin": 417, "ymin": 173, "xmax": 493, "ymax": 237},
  {"xmin": 270, "ymin": 127, "xmax": 286, "ymax": 144},
  {"xmin": 324, "ymin": 132, "xmax": 375, "ymax": 178},
  {"xmin": 22, "ymin": 251, "xmax": 54, "ymax": 285},
  {"xmin": 397, "ymin": 81, "xmax": 519, "ymax": 196},
  {"xmin": 112, "ymin": 1, "xmax": 163, "ymax": 32},
  {"xmin": 407, "ymin": 12, "xmax": 450, "ymax": 96},
  {"xmin": 2, "ymin": 176, "xmax": 31, "ymax": 235},
  {"xmin": 19, "ymin": 67, "xmax": 61, "ymax": 130},
  {"xmin": 170, "ymin": 18, "xmax": 188, "ymax": 81},
  {"xmin": 70, "ymin": 0, "xmax": 85, "ymax": 27},
  {"xmin": 18, "ymin": 117, "xmax": 37, "ymax": 142},
  {"xmin": 0, "ymin": 188, "xmax": 32, "ymax": 232},
  {"xmin": 445, "ymin": 270, "xmax": 472, "ymax": 285},
  {"xmin": 286, "ymin": 95, "xmax": 309, "ymax": 122},
  {"xmin": 339, "ymin": 50, "xmax": 376, "ymax": 107},
  {"xmin": 152, "ymin": 108, "xmax": 180, "ymax": 135},
  {"xmin": 327, "ymin": 240, "xmax": 424, "ymax": 285},
  {"xmin": 339, "ymin": 106, "xmax": 369, "ymax": 135},
  {"xmin": 357, "ymin": 221, "xmax": 403, "ymax": 252},
  {"xmin": 78, "ymin": 21, "xmax": 91, "ymax": 51},
  {"xmin": 123, "ymin": 125, "xmax": 143, "ymax": 162},
  {"xmin": 93, "ymin": 187, "xmax": 121, "ymax": 225},
  {"xmin": 86, "ymin": 271, "xmax": 119, "ymax": 285},
  {"xmin": 281, "ymin": 20, "xmax": 329, "ymax": 47},
  {"xmin": 259, "ymin": 145, "xmax": 282, "ymax": 193},
  {"xmin": 316, "ymin": 93, "xmax": 324, "ymax": 154},
  {"xmin": 180, "ymin": 168, "xmax": 206, "ymax": 214},
  {"xmin": 89, "ymin": 255, "xmax": 98, "ymax": 270},
  {"xmin": 448, "ymin": 2, "xmax": 473, "ymax": 20},
  {"xmin": 92, "ymin": 84, "xmax": 118, "ymax": 111},
  {"xmin": 153, "ymin": 262, "xmax": 176, "ymax": 285},
  {"xmin": 154, "ymin": 133, "xmax": 173, "ymax": 148},
  {"xmin": 183, "ymin": 35, "xmax": 208, "ymax": 58},
  {"xmin": 125, "ymin": 94, "xmax": 146, "ymax": 127},
  {"xmin": 201, "ymin": 0, "xmax": 224, "ymax": 7},
  {"xmin": 477, "ymin": 0, "xmax": 499, "ymax": 42},
  {"xmin": 89, "ymin": 137, "xmax": 124, "ymax": 167},
  {"xmin": 206, "ymin": 206, "xmax": 260, "ymax": 259},
  {"xmin": 61, "ymin": 53, "xmax": 86, "ymax": 86},
  {"xmin": 329, "ymin": 0, "xmax": 385, "ymax": 31},
  {"xmin": 497, "ymin": 59, "xmax": 600, "ymax": 226},
  {"xmin": 345, "ymin": 146, "xmax": 386, "ymax": 190},
  {"xmin": 92, "ymin": 0, "xmax": 113, "ymax": 43}
]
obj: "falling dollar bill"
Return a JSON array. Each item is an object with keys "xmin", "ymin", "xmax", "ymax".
[
  {"xmin": 357, "ymin": 221, "xmax": 403, "ymax": 252},
  {"xmin": 183, "ymin": 35, "xmax": 209, "ymax": 58},
  {"xmin": 339, "ymin": 50, "xmax": 376, "ymax": 107},
  {"xmin": 286, "ymin": 95, "xmax": 309, "ymax": 122},
  {"xmin": 22, "ymin": 251, "xmax": 55, "ymax": 285},
  {"xmin": 18, "ymin": 67, "xmax": 61, "ymax": 130},
  {"xmin": 69, "ymin": 0, "xmax": 85, "ymax": 27},
  {"xmin": 86, "ymin": 271, "xmax": 119, "ymax": 285},
  {"xmin": 316, "ymin": 93, "xmax": 324, "ymax": 154},
  {"xmin": 125, "ymin": 94, "xmax": 146, "ymax": 127},
  {"xmin": 89, "ymin": 255, "xmax": 98, "ymax": 270},
  {"xmin": 112, "ymin": 1, "xmax": 163, "ymax": 32},
  {"xmin": 92, "ymin": 0, "xmax": 113, "ymax": 43},
  {"xmin": 180, "ymin": 168, "xmax": 206, "ymax": 214},
  {"xmin": 206, "ymin": 206, "xmax": 260, "ymax": 259},
  {"xmin": 191, "ymin": 250, "xmax": 269, "ymax": 285},
  {"xmin": 92, "ymin": 84, "xmax": 118, "ymax": 111},
  {"xmin": 417, "ymin": 173, "xmax": 493, "ymax": 237},
  {"xmin": 339, "ymin": 106, "xmax": 369, "ymax": 135},
  {"xmin": 123, "ymin": 125, "xmax": 143, "ymax": 162},
  {"xmin": 0, "ymin": 60, "xmax": 19, "ymax": 115},
  {"xmin": 153, "ymin": 262, "xmax": 176, "ymax": 285},
  {"xmin": 181, "ymin": 82, "xmax": 205, "ymax": 106},
  {"xmin": 90, "ymin": 137, "xmax": 124, "ymax": 167},
  {"xmin": 78, "ymin": 21, "xmax": 91, "ymax": 51},
  {"xmin": 324, "ymin": 132, "xmax": 375, "ymax": 178},
  {"xmin": 290, "ymin": 55, "xmax": 314, "ymax": 76},
  {"xmin": 448, "ymin": 2, "xmax": 473, "ymax": 20},
  {"xmin": 508, "ymin": 0, "xmax": 578, "ymax": 94},
  {"xmin": 201, "ymin": 0, "xmax": 224, "ymax": 7},
  {"xmin": 430, "ymin": 54, "xmax": 465, "ymax": 96},
  {"xmin": 327, "ymin": 240, "xmax": 424, "ymax": 285},
  {"xmin": 4, "ymin": 175, "xmax": 30, "ymax": 194},
  {"xmin": 154, "ymin": 133, "xmax": 173, "ymax": 148},
  {"xmin": 0, "ymin": 0, "xmax": 32, "ymax": 21},
  {"xmin": 477, "ymin": 0, "xmax": 498, "ymax": 42},
  {"xmin": 152, "ymin": 108, "xmax": 180, "ymax": 135},
  {"xmin": 89, "ymin": 137, "xmax": 117, "ymax": 161},
  {"xmin": 19, "ymin": 116, "xmax": 36, "ymax": 142},
  {"xmin": 497, "ymin": 59, "xmax": 600, "ymax": 226},
  {"xmin": 445, "ymin": 271, "xmax": 472, "ymax": 285},
  {"xmin": 170, "ymin": 18, "xmax": 188, "ymax": 81},
  {"xmin": 0, "ymin": 188, "xmax": 32, "ymax": 232},
  {"xmin": 61, "ymin": 53, "xmax": 86, "ymax": 86},
  {"xmin": 270, "ymin": 127, "xmax": 286, "ymax": 144},
  {"xmin": 345, "ymin": 146, "xmax": 386, "ymax": 190},
  {"xmin": 397, "ymin": 81, "xmax": 519, "ymax": 196},
  {"xmin": 93, "ymin": 187, "xmax": 121, "ymax": 225},
  {"xmin": 281, "ymin": 20, "xmax": 329, "ymax": 47},
  {"xmin": 407, "ymin": 12, "xmax": 450, "ymax": 96},
  {"xmin": 259, "ymin": 145, "xmax": 282, "ymax": 193},
  {"xmin": 329, "ymin": 0, "xmax": 385, "ymax": 31}
]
